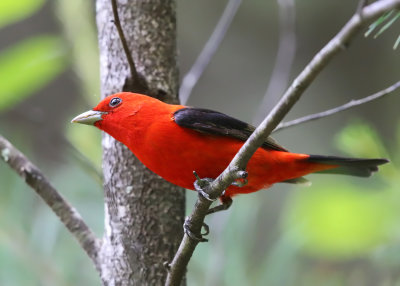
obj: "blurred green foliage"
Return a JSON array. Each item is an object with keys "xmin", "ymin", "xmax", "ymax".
[
  {"xmin": 283, "ymin": 121, "xmax": 399, "ymax": 260},
  {"xmin": 0, "ymin": 0, "xmax": 44, "ymax": 29},
  {"xmin": 56, "ymin": 0, "xmax": 100, "ymax": 104},
  {"xmin": 284, "ymin": 183, "xmax": 395, "ymax": 259},
  {"xmin": 0, "ymin": 36, "xmax": 67, "ymax": 110}
]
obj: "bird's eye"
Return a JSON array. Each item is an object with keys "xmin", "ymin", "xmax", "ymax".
[{"xmin": 109, "ymin": 97, "xmax": 122, "ymax": 108}]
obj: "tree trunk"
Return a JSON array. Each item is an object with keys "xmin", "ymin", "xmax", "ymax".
[{"xmin": 96, "ymin": 1, "xmax": 185, "ymax": 285}]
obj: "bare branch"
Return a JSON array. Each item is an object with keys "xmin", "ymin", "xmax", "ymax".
[
  {"xmin": 166, "ymin": 0, "xmax": 400, "ymax": 284},
  {"xmin": 274, "ymin": 80, "xmax": 400, "ymax": 132},
  {"xmin": 111, "ymin": 0, "xmax": 147, "ymax": 92},
  {"xmin": 179, "ymin": 0, "xmax": 242, "ymax": 104},
  {"xmin": 253, "ymin": 0, "xmax": 297, "ymax": 124},
  {"xmin": 0, "ymin": 134, "xmax": 101, "ymax": 271}
]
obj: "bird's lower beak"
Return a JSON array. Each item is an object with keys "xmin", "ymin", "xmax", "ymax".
[{"xmin": 71, "ymin": 110, "xmax": 106, "ymax": 125}]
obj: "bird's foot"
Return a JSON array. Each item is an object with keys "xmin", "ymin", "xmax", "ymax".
[
  {"xmin": 193, "ymin": 171, "xmax": 217, "ymax": 201},
  {"xmin": 231, "ymin": 178, "xmax": 248, "ymax": 187},
  {"xmin": 183, "ymin": 217, "xmax": 209, "ymax": 242}
]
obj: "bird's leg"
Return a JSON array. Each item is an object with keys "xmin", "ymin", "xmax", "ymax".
[{"xmin": 206, "ymin": 196, "xmax": 233, "ymax": 215}]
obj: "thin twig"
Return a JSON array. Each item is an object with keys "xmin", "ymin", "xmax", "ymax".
[
  {"xmin": 166, "ymin": 1, "xmax": 400, "ymax": 285},
  {"xmin": 274, "ymin": 80, "xmax": 400, "ymax": 132},
  {"xmin": 111, "ymin": 0, "xmax": 146, "ymax": 91},
  {"xmin": 179, "ymin": 0, "xmax": 242, "ymax": 104},
  {"xmin": 0, "ymin": 135, "xmax": 101, "ymax": 271},
  {"xmin": 253, "ymin": 0, "xmax": 297, "ymax": 124}
]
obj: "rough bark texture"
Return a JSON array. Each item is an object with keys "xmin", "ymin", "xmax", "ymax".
[{"xmin": 96, "ymin": 1, "xmax": 185, "ymax": 285}]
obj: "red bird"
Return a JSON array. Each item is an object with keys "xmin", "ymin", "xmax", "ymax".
[{"xmin": 72, "ymin": 92, "xmax": 388, "ymax": 210}]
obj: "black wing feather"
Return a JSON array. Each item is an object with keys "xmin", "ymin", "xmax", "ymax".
[{"xmin": 173, "ymin": 107, "xmax": 288, "ymax": 152}]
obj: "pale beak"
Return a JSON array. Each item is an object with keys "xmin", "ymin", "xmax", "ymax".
[{"xmin": 71, "ymin": 110, "xmax": 106, "ymax": 125}]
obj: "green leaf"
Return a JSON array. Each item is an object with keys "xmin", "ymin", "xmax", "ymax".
[
  {"xmin": 0, "ymin": 36, "xmax": 67, "ymax": 111},
  {"xmin": 0, "ymin": 0, "xmax": 45, "ymax": 29},
  {"xmin": 374, "ymin": 12, "xmax": 400, "ymax": 39},
  {"xmin": 365, "ymin": 10, "xmax": 400, "ymax": 49},
  {"xmin": 365, "ymin": 11, "xmax": 393, "ymax": 37}
]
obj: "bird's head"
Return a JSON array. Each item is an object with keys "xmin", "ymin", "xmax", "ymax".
[
  {"xmin": 71, "ymin": 92, "xmax": 154, "ymax": 141},
  {"xmin": 72, "ymin": 92, "xmax": 150, "ymax": 124}
]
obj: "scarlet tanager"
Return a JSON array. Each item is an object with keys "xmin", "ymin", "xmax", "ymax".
[{"xmin": 72, "ymin": 92, "xmax": 388, "ymax": 208}]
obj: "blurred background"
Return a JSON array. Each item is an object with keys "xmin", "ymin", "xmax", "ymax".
[{"xmin": 0, "ymin": 0, "xmax": 399, "ymax": 285}]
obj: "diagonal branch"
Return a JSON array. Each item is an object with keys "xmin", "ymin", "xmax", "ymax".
[
  {"xmin": 0, "ymin": 134, "xmax": 101, "ymax": 271},
  {"xmin": 274, "ymin": 80, "xmax": 400, "ymax": 132},
  {"xmin": 166, "ymin": 0, "xmax": 400, "ymax": 285},
  {"xmin": 179, "ymin": 0, "xmax": 242, "ymax": 104}
]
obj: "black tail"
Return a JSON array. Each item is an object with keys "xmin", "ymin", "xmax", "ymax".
[{"xmin": 307, "ymin": 155, "xmax": 389, "ymax": 177}]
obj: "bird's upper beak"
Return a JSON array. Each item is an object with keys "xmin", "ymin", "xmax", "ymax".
[{"xmin": 71, "ymin": 110, "xmax": 106, "ymax": 125}]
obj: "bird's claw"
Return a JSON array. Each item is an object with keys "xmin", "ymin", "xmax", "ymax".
[
  {"xmin": 196, "ymin": 187, "xmax": 216, "ymax": 201},
  {"xmin": 183, "ymin": 217, "xmax": 209, "ymax": 242},
  {"xmin": 231, "ymin": 178, "xmax": 248, "ymax": 187},
  {"xmin": 236, "ymin": 170, "xmax": 248, "ymax": 179},
  {"xmin": 231, "ymin": 170, "xmax": 248, "ymax": 187},
  {"xmin": 193, "ymin": 170, "xmax": 247, "ymax": 199},
  {"xmin": 193, "ymin": 171, "xmax": 217, "ymax": 201}
]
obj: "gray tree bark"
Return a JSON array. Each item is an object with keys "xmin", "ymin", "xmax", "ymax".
[{"xmin": 96, "ymin": 1, "xmax": 185, "ymax": 285}]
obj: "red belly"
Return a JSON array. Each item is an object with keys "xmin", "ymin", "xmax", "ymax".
[{"xmin": 130, "ymin": 121, "xmax": 334, "ymax": 198}]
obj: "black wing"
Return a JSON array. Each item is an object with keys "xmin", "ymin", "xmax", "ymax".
[{"xmin": 173, "ymin": 107, "xmax": 288, "ymax": 152}]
